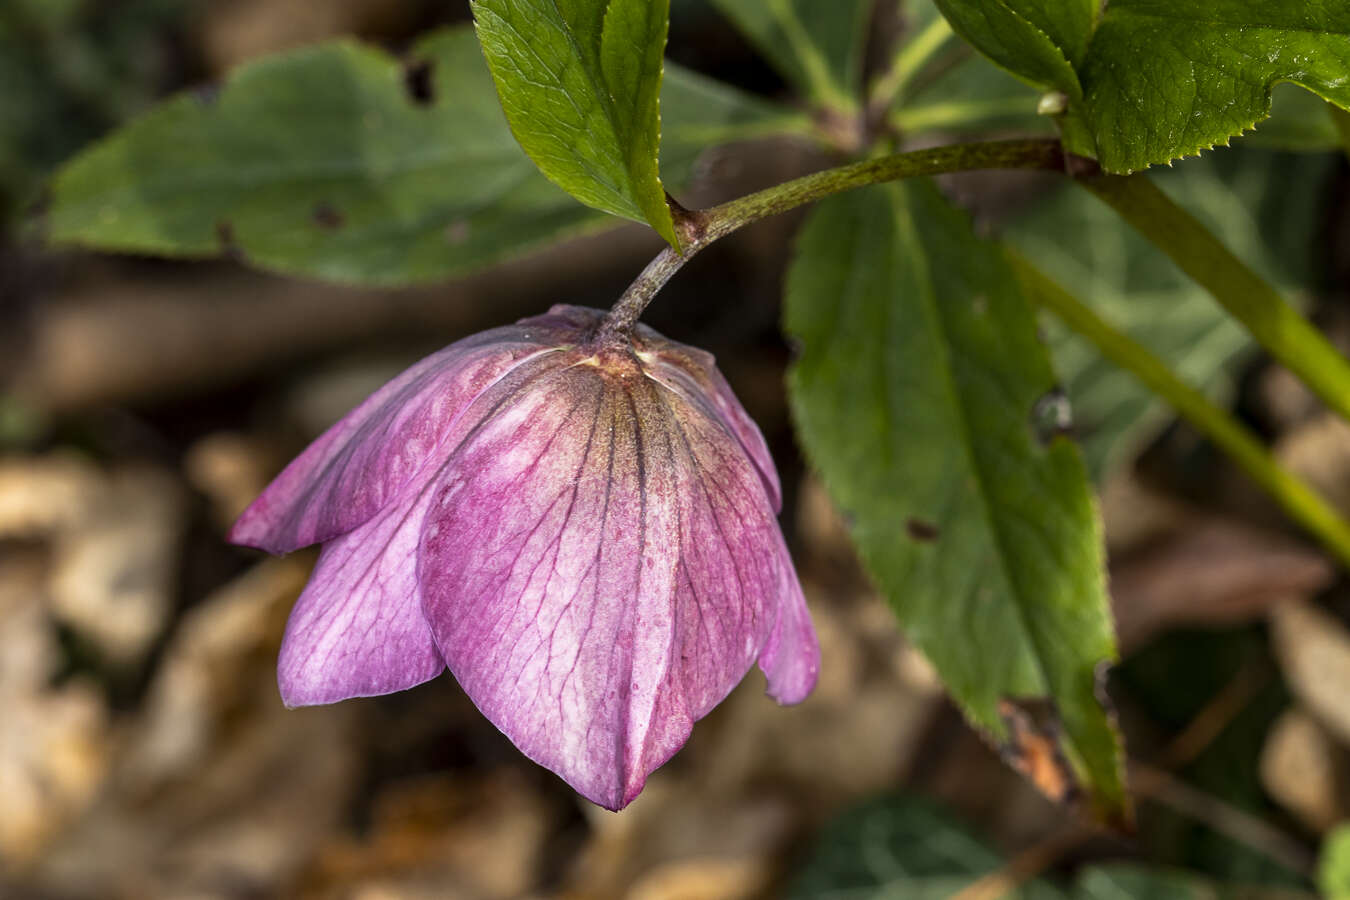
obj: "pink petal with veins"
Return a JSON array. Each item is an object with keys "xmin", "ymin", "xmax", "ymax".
[
  {"xmin": 419, "ymin": 321, "xmax": 817, "ymax": 808},
  {"xmin": 277, "ymin": 484, "xmax": 445, "ymax": 705},
  {"xmin": 230, "ymin": 311, "xmax": 588, "ymax": 554}
]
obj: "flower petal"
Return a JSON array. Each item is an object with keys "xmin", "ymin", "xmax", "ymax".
[
  {"xmin": 756, "ymin": 564, "xmax": 820, "ymax": 705},
  {"xmin": 229, "ymin": 316, "xmax": 589, "ymax": 554},
  {"xmin": 277, "ymin": 484, "xmax": 445, "ymax": 706},
  {"xmin": 637, "ymin": 335, "xmax": 782, "ymax": 512},
  {"xmin": 419, "ymin": 357, "xmax": 818, "ymax": 808},
  {"xmin": 655, "ymin": 381, "xmax": 819, "ymax": 711},
  {"xmin": 419, "ymin": 365, "xmax": 686, "ymax": 809}
]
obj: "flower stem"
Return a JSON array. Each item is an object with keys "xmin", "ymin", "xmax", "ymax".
[
  {"xmin": 597, "ymin": 244, "xmax": 688, "ymax": 340},
  {"xmin": 1012, "ymin": 254, "xmax": 1350, "ymax": 568},
  {"xmin": 1078, "ymin": 173, "xmax": 1350, "ymax": 428},
  {"xmin": 601, "ymin": 138, "xmax": 1066, "ymax": 334}
]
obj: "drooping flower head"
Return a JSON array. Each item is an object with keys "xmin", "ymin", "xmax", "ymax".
[{"xmin": 230, "ymin": 305, "xmax": 819, "ymax": 809}]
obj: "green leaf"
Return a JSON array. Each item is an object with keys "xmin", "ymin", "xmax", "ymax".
[
  {"xmin": 1320, "ymin": 826, "xmax": 1350, "ymax": 899},
  {"xmin": 1081, "ymin": 0, "xmax": 1350, "ymax": 173},
  {"xmin": 784, "ymin": 180, "xmax": 1126, "ymax": 823},
  {"xmin": 1074, "ymin": 865, "xmax": 1311, "ymax": 899},
  {"xmin": 39, "ymin": 27, "xmax": 799, "ymax": 285},
  {"xmin": 708, "ymin": 0, "xmax": 872, "ymax": 110},
  {"xmin": 930, "ymin": 0, "xmax": 1088, "ymax": 97},
  {"xmin": 1010, "ymin": 148, "xmax": 1332, "ymax": 478},
  {"xmin": 788, "ymin": 794, "xmax": 1067, "ymax": 899},
  {"xmin": 471, "ymin": 0, "xmax": 678, "ymax": 246}
]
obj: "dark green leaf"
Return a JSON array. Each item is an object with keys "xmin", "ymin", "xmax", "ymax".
[
  {"xmin": 788, "ymin": 794, "xmax": 1066, "ymax": 899},
  {"xmin": 785, "ymin": 180, "xmax": 1126, "ymax": 823},
  {"xmin": 471, "ymin": 0, "xmax": 678, "ymax": 245},
  {"xmin": 40, "ymin": 27, "xmax": 799, "ymax": 285},
  {"xmin": 1081, "ymin": 0, "xmax": 1350, "ymax": 173},
  {"xmin": 708, "ymin": 0, "xmax": 872, "ymax": 110}
]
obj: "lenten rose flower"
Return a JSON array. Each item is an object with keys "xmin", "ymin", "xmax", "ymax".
[{"xmin": 229, "ymin": 304, "xmax": 819, "ymax": 809}]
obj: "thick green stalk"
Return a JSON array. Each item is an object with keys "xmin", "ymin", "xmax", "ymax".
[
  {"xmin": 1012, "ymin": 255, "xmax": 1350, "ymax": 568},
  {"xmin": 1079, "ymin": 174, "xmax": 1350, "ymax": 427}
]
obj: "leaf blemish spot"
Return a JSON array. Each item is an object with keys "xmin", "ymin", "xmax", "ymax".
[
  {"xmin": 1093, "ymin": 659, "xmax": 1114, "ymax": 707},
  {"xmin": 25, "ymin": 186, "xmax": 52, "ymax": 224},
  {"xmin": 997, "ymin": 697, "xmax": 1078, "ymax": 806},
  {"xmin": 193, "ymin": 83, "xmax": 221, "ymax": 107},
  {"xmin": 403, "ymin": 60, "xmax": 435, "ymax": 106},
  {"xmin": 1029, "ymin": 387, "xmax": 1074, "ymax": 446},
  {"xmin": 905, "ymin": 517, "xmax": 940, "ymax": 542},
  {"xmin": 215, "ymin": 220, "xmax": 243, "ymax": 261},
  {"xmin": 445, "ymin": 220, "xmax": 471, "ymax": 245},
  {"xmin": 312, "ymin": 202, "xmax": 345, "ymax": 230}
]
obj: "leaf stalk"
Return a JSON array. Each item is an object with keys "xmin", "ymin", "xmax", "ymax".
[
  {"xmin": 1078, "ymin": 174, "xmax": 1350, "ymax": 429},
  {"xmin": 1013, "ymin": 255, "xmax": 1350, "ymax": 568}
]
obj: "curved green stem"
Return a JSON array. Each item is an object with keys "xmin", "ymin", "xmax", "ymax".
[
  {"xmin": 601, "ymin": 137, "xmax": 1065, "ymax": 333},
  {"xmin": 1012, "ymin": 254, "xmax": 1350, "ymax": 568},
  {"xmin": 1079, "ymin": 174, "xmax": 1350, "ymax": 428}
]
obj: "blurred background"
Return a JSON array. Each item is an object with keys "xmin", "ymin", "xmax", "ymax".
[{"xmin": 3, "ymin": 0, "xmax": 1350, "ymax": 897}]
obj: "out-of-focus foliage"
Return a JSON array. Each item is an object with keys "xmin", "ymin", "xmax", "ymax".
[
  {"xmin": 1319, "ymin": 825, "xmax": 1350, "ymax": 899},
  {"xmin": 1243, "ymin": 84, "xmax": 1345, "ymax": 153},
  {"xmin": 1012, "ymin": 148, "xmax": 1335, "ymax": 478},
  {"xmin": 1076, "ymin": 865, "xmax": 1310, "ymax": 899},
  {"xmin": 1116, "ymin": 629, "xmax": 1302, "ymax": 888},
  {"xmin": 707, "ymin": 0, "xmax": 872, "ymax": 109},
  {"xmin": 892, "ymin": 47, "xmax": 1050, "ymax": 136},
  {"xmin": 785, "ymin": 180, "xmax": 1124, "ymax": 822},
  {"xmin": 787, "ymin": 794, "xmax": 1066, "ymax": 899},
  {"xmin": 790, "ymin": 795, "xmax": 1311, "ymax": 899},
  {"xmin": 0, "ymin": 0, "xmax": 187, "ymax": 223}
]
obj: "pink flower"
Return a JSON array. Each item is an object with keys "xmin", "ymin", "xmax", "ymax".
[{"xmin": 230, "ymin": 305, "xmax": 819, "ymax": 809}]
